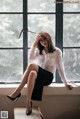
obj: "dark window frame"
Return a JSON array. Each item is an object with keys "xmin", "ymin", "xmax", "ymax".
[
  {"xmin": 0, "ymin": 0, "xmax": 80, "ymax": 83},
  {"xmin": 63, "ymin": 2, "xmax": 80, "ymax": 83}
]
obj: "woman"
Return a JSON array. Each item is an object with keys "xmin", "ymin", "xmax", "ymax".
[{"xmin": 7, "ymin": 31, "xmax": 73, "ymax": 115}]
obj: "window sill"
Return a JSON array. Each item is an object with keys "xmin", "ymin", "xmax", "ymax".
[{"xmin": 0, "ymin": 83, "xmax": 80, "ymax": 95}]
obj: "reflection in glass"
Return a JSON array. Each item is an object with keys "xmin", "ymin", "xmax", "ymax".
[
  {"xmin": 28, "ymin": 14, "xmax": 55, "ymax": 47},
  {"xmin": 63, "ymin": 14, "xmax": 80, "ymax": 47},
  {"xmin": 0, "ymin": 14, "xmax": 23, "ymax": 47},
  {"xmin": 63, "ymin": 49, "xmax": 80, "ymax": 81},
  {"xmin": 28, "ymin": 0, "xmax": 55, "ymax": 12},
  {"xmin": 0, "ymin": 50, "xmax": 23, "ymax": 82},
  {"xmin": 0, "ymin": 0, "xmax": 22, "ymax": 12},
  {"xmin": 64, "ymin": 0, "xmax": 80, "ymax": 12}
]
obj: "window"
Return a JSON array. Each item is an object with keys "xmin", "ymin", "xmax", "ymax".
[
  {"xmin": 28, "ymin": 0, "xmax": 55, "ymax": 48},
  {"xmin": 0, "ymin": 0, "xmax": 22, "ymax": 12},
  {"xmin": 28, "ymin": 0, "xmax": 55, "ymax": 12},
  {"xmin": 0, "ymin": 0, "xmax": 23, "ymax": 83},
  {"xmin": 28, "ymin": 0, "xmax": 56, "ymax": 82},
  {"xmin": 0, "ymin": 0, "xmax": 80, "ymax": 83},
  {"xmin": 64, "ymin": 0, "xmax": 80, "ymax": 12},
  {"xmin": 63, "ymin": 0, "xmax": 80, "ymax": 82}
]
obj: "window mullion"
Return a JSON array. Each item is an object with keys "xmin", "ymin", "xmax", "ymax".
[
  {"xmin": 23, "ymin": 0, "xmax": 27, "ymax": 73},
  {"xmin": 55, "ymin": 0, "xmax": 63, "ymax": 83}
]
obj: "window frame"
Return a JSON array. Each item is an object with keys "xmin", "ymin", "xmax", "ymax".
[
  {"xmin": 0, "ymin": 1, "xmax": 23, "ymax": 84},
  {"xmin": 63, "ymin": 1, "xmax": 80, "ymax": 83},
  {"xmin": 0, "ymin": 0, "xmax": 80, "ymax": 83}
]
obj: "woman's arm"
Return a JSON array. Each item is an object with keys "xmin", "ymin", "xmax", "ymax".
[
  {"xmin": 29, "ymin": 35, "xmax": 40, "ymax": 60},
  {"xmin": 29, "ymin": 47, "xmax": 39, "ymax": 60},
  {"xmin": 57, "ymin": 49, "xmax": 68, "ymax": 85},
  {"xmin": 57, "ymin": 49, "xmax": 73, "ymax": 89}
]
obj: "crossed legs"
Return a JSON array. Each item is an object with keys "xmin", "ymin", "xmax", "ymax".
[{"xmin": 9, "ymin": 63, "xmax": 39, "ymax": 111}]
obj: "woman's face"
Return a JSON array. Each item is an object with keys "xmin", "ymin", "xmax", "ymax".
[{"xmin": 38, "ymin": 34, "xmax": 48, "ymax": 48}]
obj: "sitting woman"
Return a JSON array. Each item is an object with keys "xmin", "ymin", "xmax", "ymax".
[{"xmin": 7, "ymin": 31, "xmax": 73, "ymax": 115}]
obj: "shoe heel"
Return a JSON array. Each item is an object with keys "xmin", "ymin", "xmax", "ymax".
[
  {"xmin": 14, "ymin": 93, "xmax": 21, "ymax": 102},
  {"xmin": 13, "ymin": 97, "xmax": 19, "ymax": 102},
  {"xmin": 26, "ymin": 101, "xmax": 32, "ymax": 115}
]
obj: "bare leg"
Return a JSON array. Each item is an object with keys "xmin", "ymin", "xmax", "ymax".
[
  {"xmin": 26, "ymin": 70, "xmax": 37, "ymax": 111},
  {"xmin": 9, "ymin": 64, "xmax": 39, "ymax": 98}
]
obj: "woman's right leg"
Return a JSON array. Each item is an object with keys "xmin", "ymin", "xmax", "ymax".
[{"xmin": 9, "ymin": 64, "xmax": 39, "ymax": 98}]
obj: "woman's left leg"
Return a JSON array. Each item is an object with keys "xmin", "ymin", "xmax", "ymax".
[
  {"xmin": 26, "ymin": 70, "xmax": 37, "ymax": 112},
  {"xmin": 9, "ymin": 64, "xmax": 38, "ymax": 98}
]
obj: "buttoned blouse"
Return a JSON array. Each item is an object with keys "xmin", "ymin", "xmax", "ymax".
[{"xmin": 29, "ymin": 47, "xmax": 67, "ymax": 84}]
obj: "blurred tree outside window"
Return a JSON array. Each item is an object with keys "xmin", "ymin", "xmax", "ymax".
[
  {"xmin": 0, "ymin": 0, "xmax": 80, "ymax": 83},
  {"xmin": 63, "ymin": 1, "xmax": 80, "ymax": 82},
  {"xmin": 0, "ymin": 0, "xmax": 23, "ymax": 83}
]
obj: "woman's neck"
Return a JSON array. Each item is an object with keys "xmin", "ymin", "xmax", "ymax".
[{"xmin": 44, "ymin": 47, "xmax": 48, "ymax": 54}]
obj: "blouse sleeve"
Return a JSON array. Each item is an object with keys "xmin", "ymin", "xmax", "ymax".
[
  {"xmin": 29, "ymin": 47, "xmax": 39, "ymax": 61},
  {"xmin": 57, "ymin": 49, "xmax": 68, "ymax": 86}
]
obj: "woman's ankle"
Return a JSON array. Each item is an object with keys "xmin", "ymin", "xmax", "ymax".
[{"xmin": 26, "ymin": 101, "xmax": 31, "ymax": 110}]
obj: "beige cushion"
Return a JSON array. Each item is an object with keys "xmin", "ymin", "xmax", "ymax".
[{"xmin": 14, "ymin": 106, "xmax": 45, "ymax": 119}]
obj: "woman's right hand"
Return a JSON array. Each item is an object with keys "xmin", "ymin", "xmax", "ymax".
[{"xmin": 33, "ymin": 35, "xmax": 40, "ymax": 48}]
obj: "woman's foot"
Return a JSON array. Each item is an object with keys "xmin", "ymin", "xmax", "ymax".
[
  {"xmin": 26, "ymin": 101, "xmax": 32, "ymax": 115},
  {"xmin": 7, "ymin": 93, "xmax": 21, "ymax": 102}
]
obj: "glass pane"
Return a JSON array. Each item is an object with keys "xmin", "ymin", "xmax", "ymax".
[
  {"xmin": 28, "ymin": 0, "xmax": 55, "ymax": 12},
  {"xmin": 28, "ymin": 14, "xmax": 55, "ymax": 47},
  {"xmin": 63, "ymin": 14, "xmax": 80, "ymax": 47},
  {"xmin": 0, "ymin": 0, "xmax": 22, "ymax": 12},
  {"xmin": 64, "ymin": 0, "xmax": 80, "ymax": 12},
  {"xmin": 0, "ymin": 50, "xmax": 23, "ymax": 82},
  {"xmin": 0, "ymin": 14, "xmax": 23, "ymax": 47},
  {"xmin": 63, "ymin": 49, "xmax": 80, "ymax": 81}
]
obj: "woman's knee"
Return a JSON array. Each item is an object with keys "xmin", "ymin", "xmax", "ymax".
[
  {"xmin": 28, "ymin": 63, "xmax": 39, "ymax": 72},
  {"xmin": 29, "ymin": 70, "xmax": 37, "ymax": 79},
  {"xmin": 27, "ymin": 70, "xmax": 37, "ymax": 87}
]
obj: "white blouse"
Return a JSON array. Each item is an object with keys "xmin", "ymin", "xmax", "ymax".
[{"xmin": 29, "ymin": 47, "xmax": 68, "ymax": 85}]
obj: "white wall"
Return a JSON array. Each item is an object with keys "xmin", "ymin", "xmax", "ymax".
[{"xmin": 0, "ymin": 84, "xmax": 80, "ymax": 119}]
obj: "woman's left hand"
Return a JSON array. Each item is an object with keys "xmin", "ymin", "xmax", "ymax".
[{"xmin": 66, "ymin": 84, "xmax": 73, "ymax": 90}]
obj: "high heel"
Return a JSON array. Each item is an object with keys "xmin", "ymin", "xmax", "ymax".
[
  {"xmin": 7, "ymin": 93, "xmax": 21, "ymax": 102},
  {"xmin": 26, "ymin": 101, "xmax": 32, "ymax": 115}
]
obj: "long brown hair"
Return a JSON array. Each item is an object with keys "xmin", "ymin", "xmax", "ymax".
[{"xmin": 37, "ymin": 32, "xmax": 55, "ymax": 55}]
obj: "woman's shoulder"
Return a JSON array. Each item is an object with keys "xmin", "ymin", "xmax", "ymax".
[
  {"xmin": 55, "ymin": 47, "xmax": 62, "ymax": 52},
  {"xmin": 55, "ymin": 47, "xmax": 62, "ymax": 55}
]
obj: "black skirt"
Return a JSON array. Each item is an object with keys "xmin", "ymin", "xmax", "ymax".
[{"xmin": 31, "ymin": 66, "xmax": 53, "ymax": 101}]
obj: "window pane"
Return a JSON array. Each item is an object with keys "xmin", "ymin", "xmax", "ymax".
[
  {"xmin": 63, "ymin": 14, "xmax": 80, "ymax": 47},
  {"xmin": 0, "ymin": 50, "xmax": 23, "ymax": 82},
  {"xmin": 64, "ymin": 0, "xmax": 80, "ymax": 12},
  {"xmin": 0, "ymin": 14, "xmax": 23, "ymax": 47},
  {"xmin": 0, "ymin": 0, "xmax": 22, "ymax": 12},
  {"xmin": 63, "ymin": 49, "xmax": 80, "ymax": 82},
  {"xmin": 28, "ymin": 0, "xmax": 55, "ymax": 12},
  {"xmin": 28, "ymin": 14, "xmax": 55, "ymax": 47}
]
